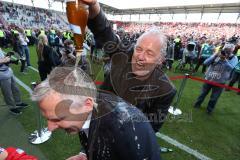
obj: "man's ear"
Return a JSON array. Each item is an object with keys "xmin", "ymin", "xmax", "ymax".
[{"xmin": 84, "ymin": 98, "xmax": 94, "ymax": 111}]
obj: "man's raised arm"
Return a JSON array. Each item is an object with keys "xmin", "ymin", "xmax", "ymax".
[{"xmin": 81, "ymin": 0, "xmax": 119, "ymax": 50}]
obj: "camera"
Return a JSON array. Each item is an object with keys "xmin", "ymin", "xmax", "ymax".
[
  {"xmin": 186, "ymin": 42, "xmax": 195, "ymax": 52},
  {"xmin": 227, "ymin": 36, "xmax": 238, "ymax": 44},
  {"xmin": 6, "ymin": 51, "xmax": 15, "ymax": 57},
  {"xmin": 220, "ymin": 49, "xmax": 227, "ymax": 56},
  {"xmin": 5, "ymin": 51, "xmax": 19, "ymax": 65},
  {"xmin": 220, "ymin": 48, "xmax": 232, "ymax": 58}
]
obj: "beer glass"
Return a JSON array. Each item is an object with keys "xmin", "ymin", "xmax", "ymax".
[{"xmin": 66, "ymin": 0, "xmax": 89, "ymax": 56}]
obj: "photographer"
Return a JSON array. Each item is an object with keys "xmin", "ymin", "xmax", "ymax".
[
  {"xmin": 194, "ymin": 44, "xmax": 235, "ymax": 114},
  {"xmin": 60, "ymin": 39, "xmax": 90, "ymax": 74},
  {"xmin": 181, "ymin": 41, "xmax": 197, "ymax": 70},
  {"xmin": 0, "ymin": 48, "xmax": 28, "ymax": 115}
]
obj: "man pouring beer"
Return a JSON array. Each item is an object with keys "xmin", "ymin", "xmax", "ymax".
[{"xmin": 82, "ymin": 0, "xmax": 176, "ymax": 132}]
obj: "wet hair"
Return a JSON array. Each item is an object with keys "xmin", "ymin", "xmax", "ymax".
[{"xmin": 31, "ymin": 67, "xmax": 97, "ymax": 108}]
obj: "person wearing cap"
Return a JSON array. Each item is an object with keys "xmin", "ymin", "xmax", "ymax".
[
  {"xmin": 181, "ymin": 41, "xmax": 197, "ymax": 71},
  {"xmin": 194, "ymin": 43, "xmax": 235, "ymax": 114},
  {"xmin": 32, "ymin": 67, "xmax": 161, "ymax": 160}
]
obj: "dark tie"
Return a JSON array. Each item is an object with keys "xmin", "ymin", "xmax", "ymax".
[{"xmin": 79, "ymin": 131, "xmax": 88, "ymax": 151}]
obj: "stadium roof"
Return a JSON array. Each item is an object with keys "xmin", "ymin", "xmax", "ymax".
[
  {"xmin": 103, "ymin": 0, "xmax": 239, "ymax": 9},
  {"xmin": 100, "ymin": 1, "xmax": 240, "ymax": 15},
  {"xmin": 4, "ymin": 0, "xmax": 239, "ymax": 14},
  {"xmin": 2, "ymin": 0, "xmax": 240, "ymax": 23},
  {"xmin": 53, "ymin": 0, "xmax": 240, "ymax": 15}
]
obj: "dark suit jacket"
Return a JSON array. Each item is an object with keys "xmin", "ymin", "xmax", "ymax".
[{"xmin": 79, "ymin": 92, "xmax": 161, "ymax": 160}]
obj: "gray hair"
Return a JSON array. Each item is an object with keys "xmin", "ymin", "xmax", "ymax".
[
  {"xmin": 31, "ymin": 67, "xmax": 97, "ymax": 108},
  {"xmin": 140, "ymin": 27, "xmax": 167, "ymax": 57}
]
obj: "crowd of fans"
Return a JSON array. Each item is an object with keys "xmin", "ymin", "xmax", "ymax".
[
  {"xmin": 120, "ymin": 21, "xmax": 239, "ymax": 40},
  {"xmin": 0, "ymin": 1, "xmax": 67, "ymax": 29}
]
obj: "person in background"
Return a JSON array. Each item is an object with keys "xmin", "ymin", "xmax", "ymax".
[
  {"xmin": 12, "ymin": 33, "xmax": 26, "ymax": 73},
  {"xmin": 18, "ymin": 27, "xmax": 31, "ymax": 67},
  {"xmin": 0, "ymin": 27, "xmax": 6, "ymax": 48},
  {"xmin": 194, "ymin": 44, "xmax": 235, "ymax": 114},
  {"xmin": 60, "ymin": 39, "xmax": 76, "ymax": 66},
  {"xmin": 227, "ymin": 47, "xmax": 238, "ymax": 68},
  {"xmin": 233, "ymin": 40, "xmax": 240, "ymax": 60},
  {"xmin": 36, "ymin": 34, "xmax": 60, "ymax": 81},
  {"xmin": 53, "ymin": 30, "xmax": 64, "ymax": 56},
  {"xmin": 165, "ymin": 36, "xmax": 175, "ymax": 70},
  {"xmin": 194, "ymin": 39, "xmax": 214, "ymax": 73},
  {"xmin": 0, "ymin": 48, "xmax": 28, "ymax": 115},
  {"xmin": 60, "ymin": 39, "xmax": 90, "ymax": 74},
  {"xmin": 173, "ymin": 35, "xmax": 182, "ymax": 60},
  {"xmin": 226, "ymin": 59, "xmax": 240, "ymax": 95},
  {"xmin": 181, "ymin": 41, "xmax": 197, "ymax": 71}
]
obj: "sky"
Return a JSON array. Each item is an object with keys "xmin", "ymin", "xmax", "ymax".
[
  {"xmin": 1, "ymin": 0, "xmax": 240, "ymax": 23},
  {"xmin": 98, "ymin": 0, "xmax": 240, "ymax": 9}
]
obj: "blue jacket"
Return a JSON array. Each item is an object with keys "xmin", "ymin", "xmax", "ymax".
[{"xmin": 204, "ymin": 55, "xmax": 233, "ymax": 84}]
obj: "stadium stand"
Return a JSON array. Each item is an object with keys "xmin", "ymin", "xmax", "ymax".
[{"xmin": 0, "ymin": 1, "xmax": 67, "ymax": 29}]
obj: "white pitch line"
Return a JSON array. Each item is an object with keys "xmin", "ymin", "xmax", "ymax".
[
  {"xmin": 156, "ymin": 132, "xmax": 212, "ymax": 160},
  {"xmin": 14, "ymin": 76, "xmax": 33, "ymax": 94},
  {"xmin": 28, "ymin": 66, "xmax": 39, "ymax": 73}
]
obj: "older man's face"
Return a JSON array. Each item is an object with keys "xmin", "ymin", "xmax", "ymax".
[
  {"xmin": 39, "ymin": 91, "xmax": 91, "ymax": 134},
  {"xmin": 131, "ymin": 34, "xmax": 163, "ymax": 77}
]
